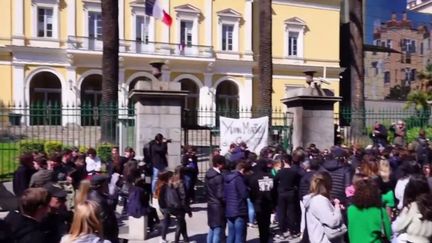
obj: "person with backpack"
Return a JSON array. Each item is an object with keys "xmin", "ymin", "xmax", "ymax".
[
  {"xmin": 181, "ymin": 145, "xmax": 199, "ymax": 203},
  {"xmin": 156, "ymin": 171, "xmax": 174, "ymax": 243},
  {"xmin": 127, "ymin": 178, "xmax": 159, "ymax": 233},
  {"xmin": 205, "ymin": 155, "xmax": 226, "ymax": 243}
]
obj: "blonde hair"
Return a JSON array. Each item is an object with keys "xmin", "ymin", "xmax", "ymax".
[
  {"xmin": 68, "ymin": 200, "xmax": 102, "ymax": 241},
  {"xmin": 75, "ymin": 180, "xmax": 91, "ymax": 205},
  {"xmin": 379, "ymin": 159, "xmax": 391, "ymax": 183},
  {"xmin": 309, "ymin": 171, "xmax": 332, "ymax": 198}
]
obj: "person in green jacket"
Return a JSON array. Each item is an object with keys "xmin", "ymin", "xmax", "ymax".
[{"xmin": 348, "ymin": 178, "xmax": 392, "ymax": 243}]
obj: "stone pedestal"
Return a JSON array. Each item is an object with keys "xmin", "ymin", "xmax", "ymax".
[
  {"xmin": 128, "ymin": 216, "xmax": 148, "ymax": 240},
  {"xmin": 129, "ymin": 79, "xmax": 188, "ymax": 170},
  {"xmin": 281, "ymin": 87, "xmax": 341, "ymax": 150}
]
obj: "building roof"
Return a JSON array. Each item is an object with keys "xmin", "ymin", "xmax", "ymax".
[{"xmin": 407, "ymin": 0, "xmax": 432, "ymax": 11}]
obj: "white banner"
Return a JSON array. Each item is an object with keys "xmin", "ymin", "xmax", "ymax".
[{"xmin": 219, "ymin": 116, "xmax": 269, "ymax": 155}]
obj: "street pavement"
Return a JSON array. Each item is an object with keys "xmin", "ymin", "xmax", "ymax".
[{"xmin": 119, "ymin": 202, "xmax": 301, "ymax": 243}]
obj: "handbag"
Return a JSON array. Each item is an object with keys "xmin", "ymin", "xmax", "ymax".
[
  {"xmin": 322, "ymin": 222, "xmax": 347, "ymax": 240},
  {"xmin": 379, "ymin": 208, "xmax": 391, "ymax": 243}
]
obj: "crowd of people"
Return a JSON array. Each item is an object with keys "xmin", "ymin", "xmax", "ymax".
[
  {"xmin": 204, "ymin": 128, "xmax": 432, "ymax": 243},
  {"xmin": 2, "ymin": 128, "xmax": 432, "ymax": 243}
]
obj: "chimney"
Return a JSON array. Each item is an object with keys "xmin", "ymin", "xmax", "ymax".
[
  {"xmin": 391, "ymin": 12, "xmax": 397, "ymax": 21},
  {"xmin": 402, "ymin": 11, "xmax": 408, "ymax": 21}
]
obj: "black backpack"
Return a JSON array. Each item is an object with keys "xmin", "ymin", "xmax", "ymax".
[
  {"xmin": 143, "ymin": 140, "xmax": 154, "ymax": 164},
  {"xmin": 165, "ymin": 184, "xmax": 182, "ymax": 209},
  {"xmin": 416, "ymin": 138, "xmax": 430, "ymax": 164}
]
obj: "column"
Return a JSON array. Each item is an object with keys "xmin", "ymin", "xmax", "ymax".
[
  {"xmin": 119, "ymin": 0, "xmax": 125, "ymax": 40},
  {"xmin": 161, "ymin": 0, "xmax": 170, "ymax": 43},
  {"xmin": 244, "ymin": 0, "xmax": 253, "ymax": 56},
  {"xmin": 13, "ymin": 64, "xmax": 25, "ymax": 106},
  {"xmin": 67, "ymin": 0, "xmax": 76, "ymax": 38},
  {"xmin": 240, "ymin": 75, "xmax": 253, "ymax": 117},
  {"xmin": 205, "ymin": 0, "xmax": 213, "ymax": 46},
  {"xmin": 64, "ymin": 66, "xmax": 77, "ymax": 125},
  {"xmin": 198, "ymin": 73, "xmax": 214, "ymax": 126},
  {"xmin": 12, "ymin": 0, "xmax": 24, "ymax": 45},
  {"xmin": 118, "ymin": 67, "xmax": 127, "ymax": 151}
]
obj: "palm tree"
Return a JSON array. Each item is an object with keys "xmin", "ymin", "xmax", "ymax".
[
  {"xmin": 417, "ymin": 64, "xmax": 432, "ymax": 92},
  {"xmin": 258, "ymin": 0, "xmax": 273, "ymax": 128},
  {"xmin": 349, "ymin": 0, "xmax": 366, "ymax": 138},
  {"xmin": 100, "ymin": 0, "xmax": 119, "ymax": 143}
]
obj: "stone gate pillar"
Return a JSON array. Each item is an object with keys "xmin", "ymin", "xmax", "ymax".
[{"xmin": 129, "ymin": 61, "xmax": 188, "ymax": 170}]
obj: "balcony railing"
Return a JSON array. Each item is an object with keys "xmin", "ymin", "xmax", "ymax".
[{"xmin": 67, "ymin": 36, "xmax": 214, "ymax": 58}]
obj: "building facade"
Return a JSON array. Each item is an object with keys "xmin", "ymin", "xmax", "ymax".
[
  {"xmin": 0, "ymin": 0, "xmax": 341, "ymax": 126},
  {"xmin": 372, "ymin": 12, "xmax": 430, "ymax": 98},
  {"xmin": 408, "ymin": 0, "xmax": 432, "ymax": 14}
]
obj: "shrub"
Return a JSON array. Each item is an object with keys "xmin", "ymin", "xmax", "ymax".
[
  {"xmin": 18, "ymin": 140, "xmax": 45, "ymax": 155},
  {"xmin": 406, "ymin": 126, "xmax": 432, "ymax": 144},
  {"xmin": 44, "ymin": 141, "xmax": 63, "ymax": 155},
  {"xmin": 97, "ymin": 143, "xmax": 113, "ymax": 163}
]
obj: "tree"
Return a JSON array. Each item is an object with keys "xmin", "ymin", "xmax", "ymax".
[
  {"xmin": 100, "ymin": 0, "xmax": 119, "ymax": 143},
  {"xmin": 349, "ymin": 0, "xmax": 366, "ymax": 138},
  {"xmin": 257, "ymin": 0, "xmax": 273, "ymax": 128}
]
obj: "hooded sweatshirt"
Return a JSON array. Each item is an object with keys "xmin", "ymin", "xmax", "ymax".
[
  {"xmin": 60, "ymin": 233, "xmax": 111, "ymax": 243},
  {"xmin": 224, "ymin": 171, "xmax": 248, "ymax": 218},
  {"xmin": 303, "ymin": 194, "xmax": 342, "ymax": 243},
  {"xmin": 205, "ymin": 167, "xmax": 225, "ymax": 227}
]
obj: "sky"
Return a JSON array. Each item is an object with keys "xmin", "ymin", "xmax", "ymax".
[{"xmin": 365, "ymin": 0, "xmax": 432, "ymax": 43}]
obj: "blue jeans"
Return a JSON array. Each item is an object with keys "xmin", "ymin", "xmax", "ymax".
[
  {"xmin": 247, "ymin": 198, "xmax": 255, "ymax": 224},
  {"xmin": 152, "ymin": 167, "xmax": 160, "ymax": 193},
  {"xmin": 207, "ymin": 226, "xmax": 222, "ymax": 243},
  {"xmin": 227, "ymin": 217, "xmax": 246, "ymax": 243}
]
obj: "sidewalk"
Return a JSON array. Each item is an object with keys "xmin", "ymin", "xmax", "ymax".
[{"xmin": 119, "ymin": 202, "xmax": 301, "ymax": 243}]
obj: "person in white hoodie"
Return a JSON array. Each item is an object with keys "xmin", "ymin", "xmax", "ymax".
[
  {"xmin": 392, "ymin": 175, "xmax": 432, "ymax": 243},
  {"xmin": 302, "ymin": 171, "xmax": 344, "ymax": 243},
  {"xmin": 60, "ymin": 200, "xmax": 110, "ymax": 243}
]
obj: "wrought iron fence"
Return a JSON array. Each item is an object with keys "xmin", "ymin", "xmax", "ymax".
[
  {"xmin": 335, "ymin": 107, "xmax": 432, "ymax": 145},
  {"xmin": 0, "ymin": 104, "xmax": 135, "ymax": 179}
]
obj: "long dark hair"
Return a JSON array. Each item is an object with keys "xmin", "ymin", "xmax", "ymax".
[
  {"xmin": 351, "ymin": 178, "xmax": 382, "ymax": 209},
  {"xmin": 155, "ymin": 171, "xmax": 173, "ymax": 199},
  {"xmin": 403, "ymin": 175, "xmax": 431, "ymax": 208}
]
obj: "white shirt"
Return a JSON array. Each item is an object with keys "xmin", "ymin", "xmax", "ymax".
[
  {"xmin": 85, "ymin": 156, "xmax": 102, "ymax": 173},
  {"xmin": 395, "ymin": 177, "xmax": 410, "ymax": 210}
]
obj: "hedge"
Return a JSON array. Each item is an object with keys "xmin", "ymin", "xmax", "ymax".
[
  {"xmin": 97, "ymin": 143, "xmax": 113, "ymax": 163},
  {"xmin": 44, "ymin": 141, "xmax": 63, "ymax": 155},
  {"xmin": 18, "ymin": 140, "xmax": 45, "ymax": 155}
]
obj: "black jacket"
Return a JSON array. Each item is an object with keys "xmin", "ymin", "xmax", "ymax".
[
  {"xmin": 151, "ymin": 142, "xmax": 168, "ymax": 170},
  {"xmin": 13, "ymin": 165, "xmax": 35, "ymax": 196},
  {"xmin": 4, "ymin": 211, "xmax": 46, "ymax": 243},
  {"xmin": 247, "ymin": 166, "xmax": 275, "ymax": 213},
  {"xmin": 205, "ymin": 168, "xmax": 225, "ymax": 227},
  {"xmin": 88, "ymin": 190, "xmax": 119, "ymax": 243},
  {"xmin": 321, "ymin": 159, "xmax": 352, "ymax": 203},
  {"xmin": 299, "ymin": 170, "xmax": 316, "ymax": 200},
  {"xmin": 224, "ymin": 171, "xmax": 248, "ymax": 218},
  {"xmin": 274, "ymin": 167, "xmax": 301, "ymax": 197}
]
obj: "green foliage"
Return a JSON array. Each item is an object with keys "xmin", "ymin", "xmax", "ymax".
[
  {"xmin": 406, "ymin": 127, "xmax": 432, "ymax": 144},
  {"xmin": 79, "ymin": 146, "xmax": 88, "ymax": 154},
  {"xmin": 18, "ymin": 140, "xmax": 45, "ymax": 155},
  {"xmin": 97, "ymin": 143, "xmax": 113, "ymax": 163},
  {"xmin": 386, "ymin": 85, "xmax": 410, "ymax": 100},
  {"xmin": 405, "ymin": 91, "xmax": 431, "ymax": 112},
  {"xmin": 44, "ymin": 141, "xmax": 63, "ymax": 155}
]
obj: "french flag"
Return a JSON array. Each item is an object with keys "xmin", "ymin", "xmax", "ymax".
[{"xmin": 145, "ymin": 0, "xmax": 172, "ymax": 26}]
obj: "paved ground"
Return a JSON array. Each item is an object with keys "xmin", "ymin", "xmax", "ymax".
[{"xmin": 119, "ymin": 202, "xmax": 301, "ymax": 243}]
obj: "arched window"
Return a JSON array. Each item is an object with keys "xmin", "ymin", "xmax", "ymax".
[
  {"xmin": 216, "ymin": 80, "xmax": 239, "ymax": 123},
  {"xmin": 80, "ymin": 74, "xmax": 102, "ymax": 126},
  {"xmin": 29, "ymin": 72, "xmax": 62, "ymax": 125}
]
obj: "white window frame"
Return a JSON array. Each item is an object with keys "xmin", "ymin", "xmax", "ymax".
[
  {"xmin": 180, "ymin": 20, "xmax": 194, "ymax": 46},
  {"xmin": 217, "ymin": 9, "xmax": 241, "ymax": 52},
  {"xmin": 284, "ymin": 17, "xmax": 306, "ymax": 59},
  {"xmin": 174, "ymin": 4, "xmax": 201, "ymax": 46},
  {"xmin": 222, "ymin": 24, "xmax": 234, "ymax": 51},
  {"xmin": 88, "ymin": 11, "xmax": 102, "ymax": 39},
  {"xmin": 32, "ymin": 0, "xmax": 59, "ymax": 39},
  {"xmin": 130, "ymin": 2, "xmax": 155, "ymax": 43},
  {"xmin": 288, "ymin": 31, "xmax": 299, "ymax": 56},
  {"xmin": 83, "ymin": 0, "xmax": 101, "ymax": 38}
]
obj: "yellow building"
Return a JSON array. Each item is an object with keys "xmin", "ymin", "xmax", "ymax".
[{"xmin": 0, "ymin": 0, "xmax": 341, "ymax": 126}]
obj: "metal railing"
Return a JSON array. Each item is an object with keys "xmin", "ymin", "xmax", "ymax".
[
  {"xmin": 0, "ymin": 104, "xmax": 136, "ymax": 179},
  {"xmin": 67, "ymin": 36, "xmax": 214, "ymax": 58}
]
